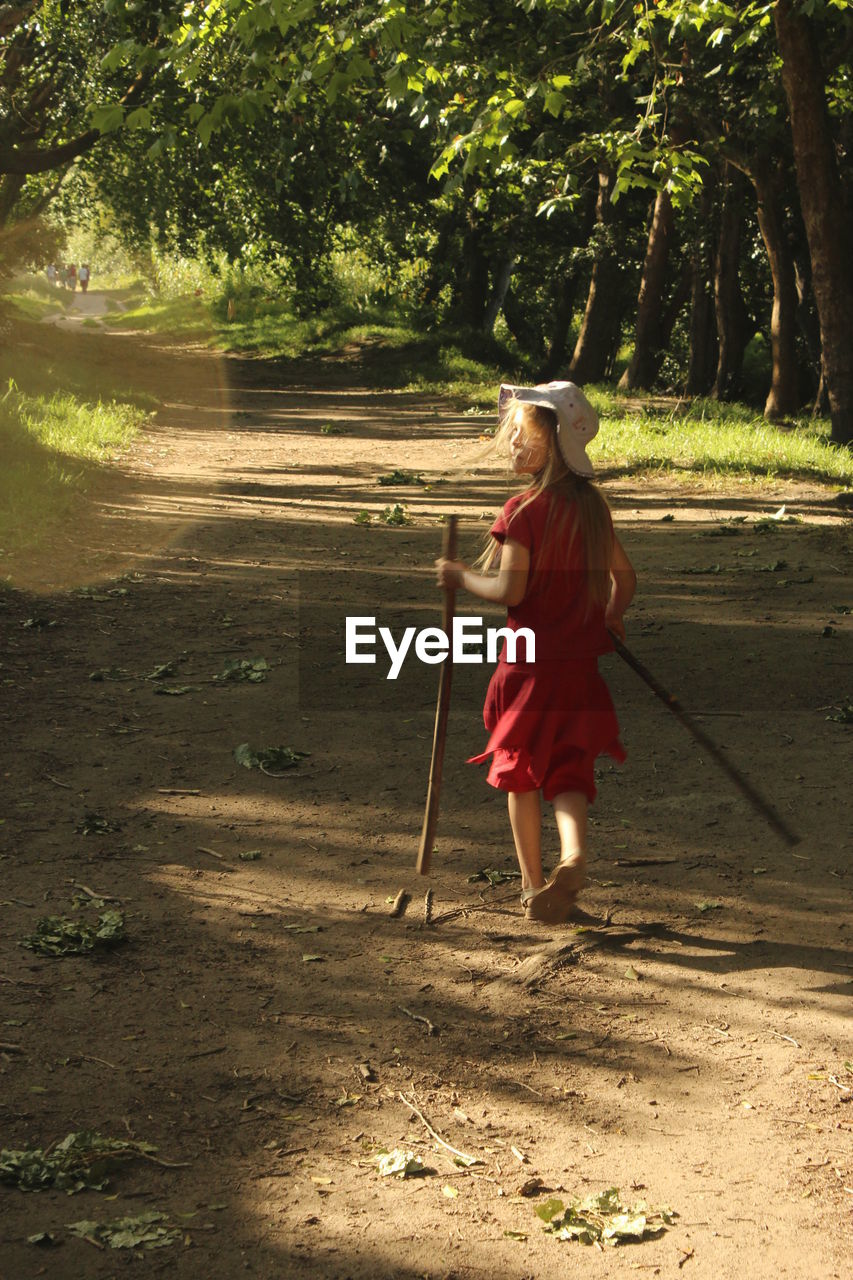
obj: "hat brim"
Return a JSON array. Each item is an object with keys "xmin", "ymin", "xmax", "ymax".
[{"xmin": 498, "ymin": 383, "xmax": 596, "ymax": 477}]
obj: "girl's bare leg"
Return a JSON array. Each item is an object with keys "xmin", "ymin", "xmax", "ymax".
[
  {"xmin": 507, "ymin": 791, "xmax": 545, "ymax": 891},
  {"xmin": 552, "ymin": 790, "xmax": 588, "ymax": 888}
]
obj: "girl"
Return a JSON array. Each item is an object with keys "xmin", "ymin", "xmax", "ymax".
[{"xmin": 436, "ymin": 381, "xmax": 636, "ymax": 925}]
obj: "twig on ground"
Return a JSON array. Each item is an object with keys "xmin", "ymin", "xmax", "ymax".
[
  {"xmin": 137, "ymin": 1151, "xmax": 192, "ymax": 1170},
  {"xmin": 187, "ymin": 1045, "xmax": 227, "ymax": 1060},
  {"xmin": 398, "ymin": 1091, "xmax": 481, "ymax": 1167},
  {"xmin": 429, "ymin": 890, "xmax": 519, "ymax": 926},
  {"xmin": 0, "ymin": 1041, "xmax": 24, "ymax": 1054},
  {"xmin": 45, "ymin": 774, "xmax": 72, "ymax": 789},
  {"xmin": 398, "ymin": 1005, "xmax": 438, "ymax": 1036},
  {"xmin": 614, "ymin": 856, "xmax": 678, "ymax": 867},
  {"xmin": 424, "ymin": 889, "xmax": 433, "ymax": 924},
  {"xmin": 158, "ymin": 788, "xmax": 201, "ymax": 795},
  {"xmin": 71, "ymin": 881, "xmax": 122, "ymax": 903},
  {"xmin": 504, "ymin": 1079, "xmax": 544, "ymax": 1097},
  {"xmin": 197, "ymin": 846, "xmax": 225, "ymax": 860},
  {"xmin": 771, "ymin": 1030, "xmax": 800, "ymax": 1048}
]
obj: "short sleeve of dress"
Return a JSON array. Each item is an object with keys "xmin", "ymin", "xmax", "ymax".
[{"xmin": 489, "ymin": 493, "xmax": 535, "ymax": 550}]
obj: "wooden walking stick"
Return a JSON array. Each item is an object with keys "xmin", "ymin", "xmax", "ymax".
[
  {"xmin": 609, "ymin": 632, "xmax": 800, "ymax": 847},
  {"xmin": 416, "ymin": 515, "xmax": 458, "ymax": 875}
]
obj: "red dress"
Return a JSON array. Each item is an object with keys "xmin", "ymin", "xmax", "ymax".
[{"xmin": 468, "ymin": 489, "xmax": 625, "ymax": 803}]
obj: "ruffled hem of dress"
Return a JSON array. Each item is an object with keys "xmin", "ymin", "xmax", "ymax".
[{"xmin": 467, "ymin": 737, "xmax": 626, "ymax": 769}]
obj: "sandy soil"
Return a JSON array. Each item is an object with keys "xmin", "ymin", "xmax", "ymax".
[{"xmin": 1, "ymin": 316, "xmax": 851, "ymax": 1279}]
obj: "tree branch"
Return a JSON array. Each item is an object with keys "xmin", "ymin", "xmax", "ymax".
[
  {"xmin": 0, "ymin": 2, "xmax": 38, "ymax": 39},
  {"xmin": 0, "ymin": 127, "xmax": 100, "ymax": 174},
  {"xmin": 0, "ymin": 70, "xmax": 150, "ymax": 175}
]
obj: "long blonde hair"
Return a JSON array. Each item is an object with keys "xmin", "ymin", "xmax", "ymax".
[{"xmin": 479, "ymin": 397, "xmax": 613, "ymax": 610}]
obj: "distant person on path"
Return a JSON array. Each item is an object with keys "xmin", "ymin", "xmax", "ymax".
[
  {"xmin": 78, "ymin": 263, "xmax": 90, "ymax": 293},
  {"xmin": 435, "ymin": 382, "xmax": 636, "ymax": 924},
  {"xmin": 46, "ymin": 263, "xmax": 57, "ymax": 287},
  {"xmin": 65, "ymin": 264, "xmax": 77, "ymax": 292}
]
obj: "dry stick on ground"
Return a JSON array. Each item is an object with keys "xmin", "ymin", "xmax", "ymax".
[
  {"xmin": 398, "ymin": 1005, "xmax": 438, "ymax": 1036},
  {"xmin": 610, "ymin": 632, "xmax": 800, "ymax": 847},
  {"xmin": 71, "ymin": 881, "xmax": 122, "ymax": 902},
  {"xmin": 397, "ymin": 1092, "xmax": 481, "ymax": 1167},
  {"xmin": 196, "ymin": 846, "xmax": 225, "ymax": 860},
  {"xmin": 429, "ymin": 890, "xmax": 521, "ymax": 926}
]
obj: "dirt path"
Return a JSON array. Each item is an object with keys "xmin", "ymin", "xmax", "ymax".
[{"xmin": 1, "ymin": 327, "xmax": 851, "ymax": 1279}]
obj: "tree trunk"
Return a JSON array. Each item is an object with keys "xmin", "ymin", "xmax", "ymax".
[
  {"xmin": 813, "ymin": 360, "xmax": 829, "ymax": 417},
  {"xmin": 793, "ymin": 243, "xmax": 822, "ymax": 387},
  {"xmin": 0, "ymin": 174, "xmax": 25, "ymax": 229},
  {"xmin": 569, "ymin": 166, "xmax": 623, "ymax": 384},
  {"xmin": 482, "ymin": 256, "xmax": 515, "ymax": 336},
  {"xmin": 618, "ymin": 188, "xmax": 675, "ymax": 390},
  {"xmin": 539, "ymin": 271, "xmax": 579, "ymax": 380},
  {"xmin": 457, "ymin": 221, "xmax": 490, "ymax": 328},
  {"xmin": 502, "ymin": 285, "xmax": 543, "ymax": 356},
  {"xmin": 774, "ymin": 0, "xmax": 853, "ymax": 444},
  {"xmin": 686, "ymin": 177, "xmax": 718, "ymax": 396},
  {"xmin": 752, "ymin": 162, "xmax": 800, "ymax": 418},
  {"xmin": 713, "ymin": 164, "xmax": 750, "ymax": 400}
]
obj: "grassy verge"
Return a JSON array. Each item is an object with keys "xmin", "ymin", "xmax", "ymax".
[
  {"xmin": 585, "ymin": 390, "xmax": 852, "ymax": 488},
  {"xmin": 0, "ymin": 310, "xmax": 153, "ymax": 556},
  {"xmin": 108, "ymin": 292, "xmax": 214, "ymax": 338},
  {"xmin": 1, "ymin": 388, "xmax": 150, "ymax": 556}
]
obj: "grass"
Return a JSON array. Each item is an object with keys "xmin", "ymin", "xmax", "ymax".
[
  {"xmin": 584, "ymin": 388, "xmax": 853, "ymax": 488},
  {"xmin": 109, "ymin": 292, "xmax": 214, "ymax": 339},
  {"xmin": 0, "ymin": 308, "xmax": 153, "ymax": 556},
  {"xmin": 11, "ymin": 389, "xmax": 145, "ymax": 461},
  {"xmin": 0, "ymin": 388, "xmax": 150, "ymax": 555}
]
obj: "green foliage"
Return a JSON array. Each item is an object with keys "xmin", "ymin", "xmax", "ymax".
[
  {"xmin": 536, "ymin": 1187, "xmax": 676, "ymax": 1246},
  {"xmin": 234, "ymin": 743, "xmax": 309, "ymax": 774},
  {"xmin": 378, "ymin": 469, "xmax": 424, "ymax": 486},
  {"xmin": 0, "ymin": 1132, "xmax": 155, "ymax": 1194},
  {"xmin": 214, "ymin": 657, "xmax": 270, "ymax": 683},
  {"xmin": 21, "ymin": 910, "xmax": 126, "ymax": 957},
  {"xmin": 6, "ymin": 1, "xmax": 852, "ymax": 426},
  {"xmin": 67, "ymin": 1210, "xmax": 179, "ymax": 1249},
  {"xmin": 379, "ymin": 503, "xmax": 412, "ymax": 526}
]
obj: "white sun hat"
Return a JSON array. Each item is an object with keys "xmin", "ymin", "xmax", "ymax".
[{"xmin": 498, "ymin": 380, "xmax": 599, "ymax": 478}]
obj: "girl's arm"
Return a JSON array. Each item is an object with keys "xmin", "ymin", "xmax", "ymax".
[
  {"xmin": 436, "ymin": 537, "xmax": 530, "ymax": 607},
  {"xmin": 605, "ymin": 535, "xmax": 637, "ymax": 640}
]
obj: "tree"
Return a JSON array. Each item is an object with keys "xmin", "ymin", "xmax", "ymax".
[{"xmin": 773, "ymin": 0, "xmax": 853, "ymax": 444}]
